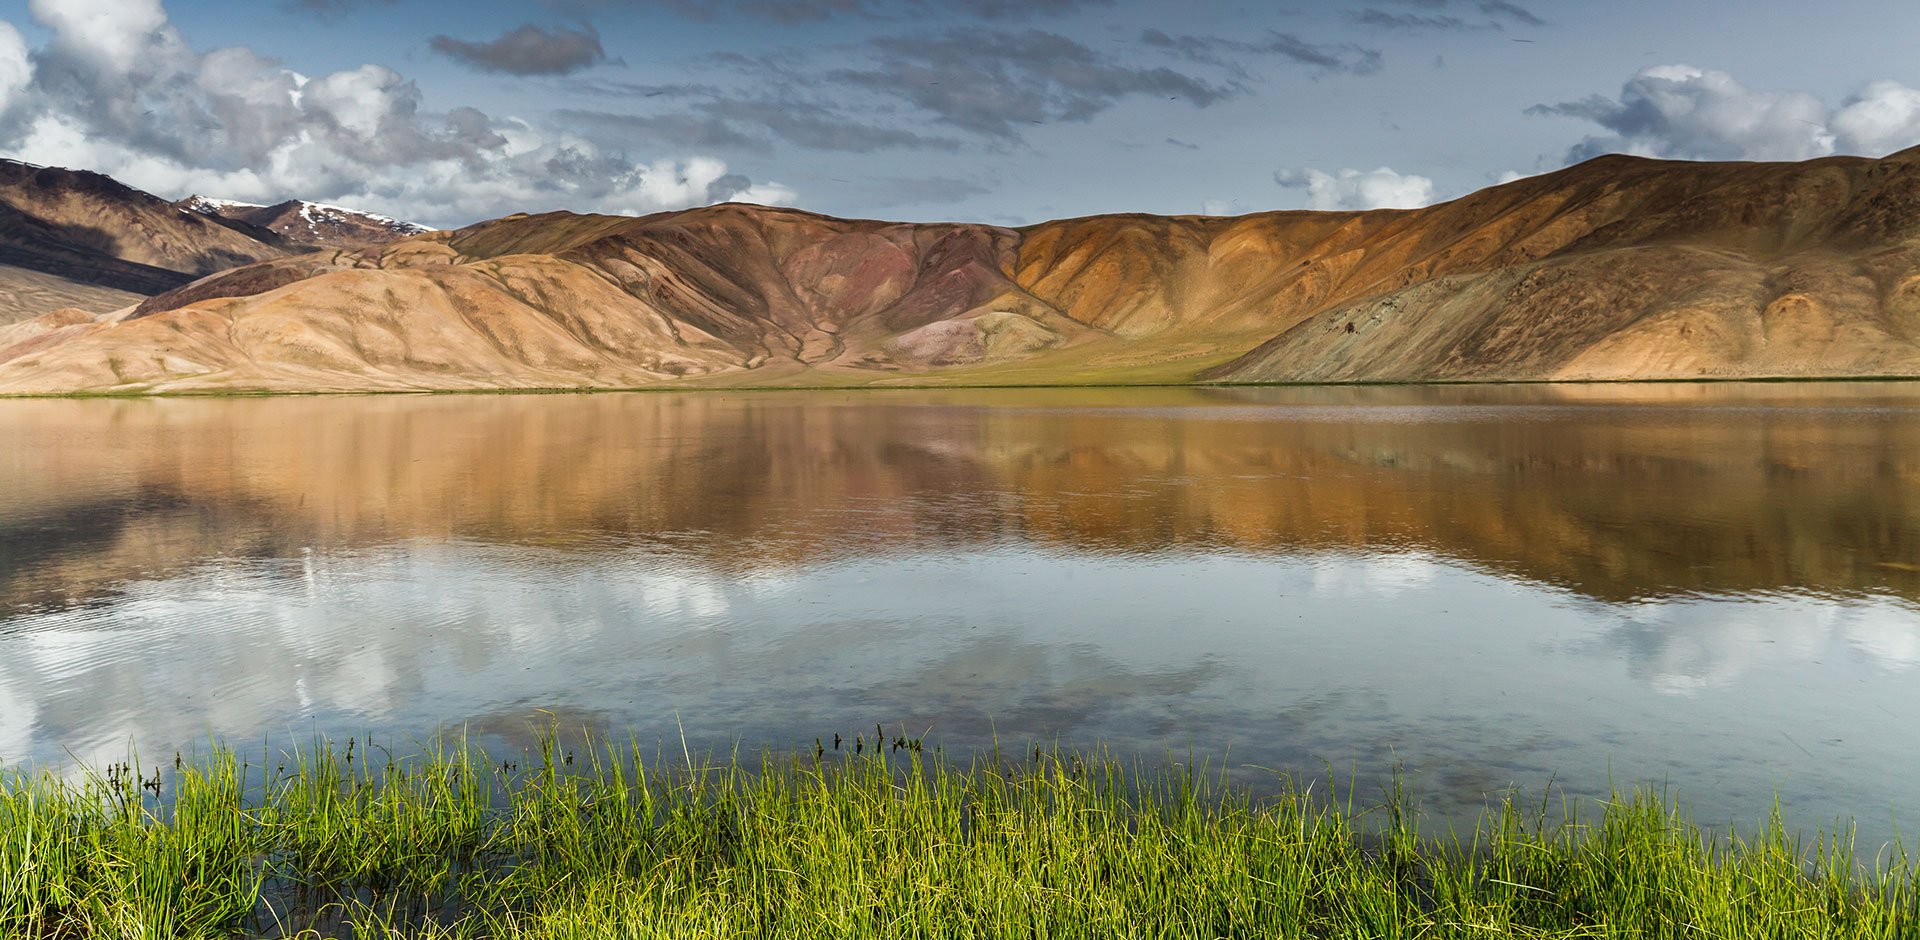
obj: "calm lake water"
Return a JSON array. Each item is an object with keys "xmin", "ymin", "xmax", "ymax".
[{"xmin": 2, "ymin": 384, "xmax": 1917, "ymax": 840}]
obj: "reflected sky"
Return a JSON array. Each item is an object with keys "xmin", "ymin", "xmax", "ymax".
[{"xmin": 1, "ymin": 384, "xmax": 1918, "ymax": 840}]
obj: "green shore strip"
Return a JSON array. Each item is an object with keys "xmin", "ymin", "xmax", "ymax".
[{"xmin": 2, "ymin": 735, "xmax": 1913, "ymax": 938}]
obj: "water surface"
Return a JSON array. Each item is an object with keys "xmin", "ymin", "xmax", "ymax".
[{"xmin": 2, "ymin": 384, "xmax": 1917, "ymax": 839}]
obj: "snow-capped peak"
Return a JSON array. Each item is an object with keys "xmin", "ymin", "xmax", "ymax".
[
  {"xmin": 172, "ymin": 194, "xmax": 433, "ymax": 246},
  {"xmin": 178, "ymin": 195, "xmax": 266, "ymax": 215}
]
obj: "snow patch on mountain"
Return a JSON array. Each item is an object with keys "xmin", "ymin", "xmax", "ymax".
[
  {"xmin": 295, "ymin": 201, "xmax": 433, "ymax": 236},
  {"xmin": 177, "ymin": 195, "xmax": 265, "ymax": 215}
]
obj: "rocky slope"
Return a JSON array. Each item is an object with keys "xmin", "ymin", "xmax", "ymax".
[{"xmin": 3, "ymin": 147, "xmax": 1920, "ymax": 393}]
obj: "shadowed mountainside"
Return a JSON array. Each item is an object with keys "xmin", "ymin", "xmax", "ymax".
[
  {"xmin": 0, "ymin": 161, "xmax": 292, "ymax": 313},
  {"xmin": 4, "ymin": 148, "xmax": 1920, "ymax": 392}
]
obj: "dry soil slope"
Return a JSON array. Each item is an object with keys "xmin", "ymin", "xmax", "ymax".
[
  {"xmin": 1207, "ymin": 146, "xmax": 1920, "ymax": 382},
  {"xmin": 0, "ymin": 205, "xmax": 1105, "ymax": 392},
  {"xmin": 6, "ymin": 148, "xmax": 1920, "ymax": 393},
  {"xmin": 0, "ymin": 266, "xmax": 145, "ymax": 327}
]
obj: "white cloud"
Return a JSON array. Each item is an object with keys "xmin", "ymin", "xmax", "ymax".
[
  {"xmin": 301, "ymin": 64, "xmax": 406, "ymax": 139},
  {"xmin": 29, "ymin": 0, "xmax": 172, "ymax": 68},
  {"xmin": 1831, "ymin": 80, "xmax": 1920, "ymax": 157},
  {"xmin": 0, "ymin": 0, "xmax": 793, "ymax": 229},
  {"xmin": 732, "ymin": 180, "xmax": 801, "ymax": 206},
  {"xmin": 1274, "ymin": 166, "xmax": 1438, "ymax": 211},
  {"xmin": 1535, "ymin": 65, "xmax": 1920, "ymax": 164}
]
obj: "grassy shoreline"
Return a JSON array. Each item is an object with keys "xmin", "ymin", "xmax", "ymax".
[{"xmin": 2, "ymin": 734, "xmax": 1913, "ymax": 938}]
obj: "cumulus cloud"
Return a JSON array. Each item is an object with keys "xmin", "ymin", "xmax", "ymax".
[
  {"xmin": 1532, "ymin": 66, "xmax": 1832, "ymax": 162},
  {"xmin": 0, "ymin": 0, "xmax": 790, "ymax": 228},
  {"xmin": 1275, "ymin": 166, "xmax": 1439, "ymax": 211},
  {"xmin": 430, "ymin": 24, "xmax": 607, "ymax": 76},
  {"xmin": 1831, "ymin": 81, "xmax": 1920, "ymax": 157},
  {"xmin": 1532, "ymin": 65, "xmax": 1920, "ymax": 164},
  {"xmin": 31, "ymin": 0, "xmax": 173, "ymax": 65}
]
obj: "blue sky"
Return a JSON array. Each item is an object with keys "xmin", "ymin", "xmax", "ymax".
[{"xmin": 0, "ymin": 0, "xmax": 1915, "ymax": 229}]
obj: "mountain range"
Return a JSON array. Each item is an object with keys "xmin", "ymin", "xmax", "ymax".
[
  {"xmin": 175, "ymin": 195, "xmax": 431, "ymax": 251},
  {"xmin": 2, "ymin": 147, "xmax": 1919, "ymax": 394}
]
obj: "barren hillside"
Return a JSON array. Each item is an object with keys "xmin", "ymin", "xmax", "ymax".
[{"xmin": 4, "ymin": 146, "xmax": 1919, "ymax": 394}]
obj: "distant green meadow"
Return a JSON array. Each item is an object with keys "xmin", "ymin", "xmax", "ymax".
[{"xmin": 1, "ymin": 730, "xmax": 1913, "ymax": 939}]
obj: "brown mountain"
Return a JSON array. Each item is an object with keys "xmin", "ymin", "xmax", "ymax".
[
  {"xmin": 175, "ymin": 196, "xmax": 431, "ymax": 250},
  {"xmin": 3, "ymin": 147, "xmax": 1920, "ymax": 394},
  {"xmin": 0, "ymin": 160, "xmax": 293, "ymax": 323}
]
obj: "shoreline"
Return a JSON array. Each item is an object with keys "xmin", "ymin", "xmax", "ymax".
[{"xmin": 5, "ymin": 372, "xmax": 1920, "ymax": 400}]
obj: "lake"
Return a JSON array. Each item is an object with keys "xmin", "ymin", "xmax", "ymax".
[{"xmin": 2, "ymin": 384, "xmax": 1917, "ymax": 842}]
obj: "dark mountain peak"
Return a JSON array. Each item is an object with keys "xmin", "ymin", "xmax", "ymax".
[{"xmin": 0, "ymin": 160, "xmax": 176, "ymax": 210}]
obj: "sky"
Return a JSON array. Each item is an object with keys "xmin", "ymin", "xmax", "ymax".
[{"xmin": 0, "ymin": 0, "xmax": 1916, "ymax": 230}]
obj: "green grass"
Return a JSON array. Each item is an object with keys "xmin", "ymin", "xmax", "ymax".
[{"xmin": 1, "ymin": 732, "xmax": 1913, "ymax": 938}]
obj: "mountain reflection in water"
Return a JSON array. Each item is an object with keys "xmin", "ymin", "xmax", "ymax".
[{"xmin": 1, "ymin": 384, "xmax": 1916, "ymax": 838}]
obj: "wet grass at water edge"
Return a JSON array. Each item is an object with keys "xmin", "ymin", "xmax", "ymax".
[{"xmin": 1, "ymin": 730, "xmax": 1914, "ymax": 938}]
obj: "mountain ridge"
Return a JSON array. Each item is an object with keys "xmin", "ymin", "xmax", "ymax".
[
  {"xmin": 176, "ymin": 195, "xmax": 432, "ymax": 249},
  {"xmin": 3, "ymin": 148, "xmax": 1919, "ymax": 393}
]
